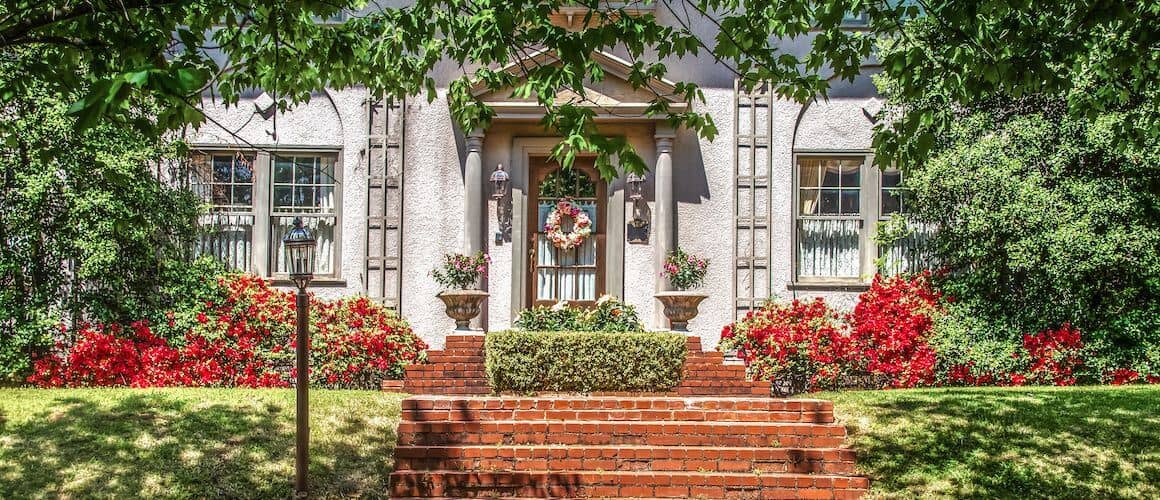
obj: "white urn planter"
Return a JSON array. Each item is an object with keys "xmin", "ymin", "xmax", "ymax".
[
  {"xmin": 654, "ymin": 291, "xmax": 709, "ymax": 332},
  {"xmin": 436, "ymin": 290, "xmax": 489, "ymax": 330}
]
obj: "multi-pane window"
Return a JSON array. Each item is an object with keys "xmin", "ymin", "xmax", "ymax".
[
  {"xmin": 193, "ymin": 150, "xmax": 341, "ymax": 279},
  {"xmin": 877, "ymin": 168, "xmax": 935, "ymax": 274},
  {"xmin": 194, "ymin": 154, "xmax": 256, "ymax": 271},
  {"xmin": 796, "ymin": 157, "xmax": 864, "ymax": 279},
  {"xmin": 272, "ymin": 155, "xmax": 338, "ymax": 276},
  {"xmin": 795, "ymin": 157, "xmax": 932, "ymax": 283}
]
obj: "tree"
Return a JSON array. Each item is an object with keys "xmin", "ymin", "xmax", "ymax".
[
  {"xmin": 0, "ymin": 48, "xmax": 204, "ymax": 382},
  {"xmin": 874, "ymin": 17, "xmax": 1160, "ymax": 376},
  {"xmin": 3, "ymin": 1, "xmax": 1151, "ymax": 178}
]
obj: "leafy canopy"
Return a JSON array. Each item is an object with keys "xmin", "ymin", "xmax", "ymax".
[{"xmin": 1, "ymin": 1, "xmax": 1156, "ymax": 177}]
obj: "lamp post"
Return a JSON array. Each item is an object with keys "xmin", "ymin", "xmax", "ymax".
[{"xmin": 283, "ymin": 217, "xmax": 316, "ymax": 498}]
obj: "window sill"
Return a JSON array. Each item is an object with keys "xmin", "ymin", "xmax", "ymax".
[
  {"xmin": 270, "ymin": 278, "xmax": 348, "ymax": 288},
  {"xmin": 787, "ymin": 281, "xmax": 870, "ymax": 293}
]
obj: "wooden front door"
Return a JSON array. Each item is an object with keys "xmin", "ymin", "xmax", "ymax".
[{"xmin": 528, "ymin": 157, "xmax": 606, "ymax": 307}]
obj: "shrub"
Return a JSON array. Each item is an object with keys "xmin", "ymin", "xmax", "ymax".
[
  {"xmin": 895, "ymin": 109, "xmax": 1160, "ymax": 376},
  {"xmin": 847, "ymin": 272, "xmax": 944, "ymax": 388},
  {"xmin": 28, "ymin": 274, "xmax": 427, "ymax": 389},
  {"xmin": 431, "ymin": 252, "xmax": 489, "ymax": 290},
  {"xmin": 719, "ymin": 298, "xmax": 850, "ymax": 394},
  {"xmin": 514, "ymin": 295, "xmax": 643, "ymax": 332},
  {"xmin": 661, "ymin": 247, "xmax": 709, "ymax": 290},
  {"xmin": 723, "ymin": 273, "xmax": 1158, "ymax": 394},
  {"xmin": 485, "ymin": 330, "xmax": 686, "ymax": 393}
]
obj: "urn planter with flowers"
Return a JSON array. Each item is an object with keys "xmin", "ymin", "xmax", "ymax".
[
  {"xmin": 655, "ymin": 247, "xmax": 709, "ymax": 332},
  {"xmin": 432, "ymin": 252, "xmax": 490, "ymax": 330}
]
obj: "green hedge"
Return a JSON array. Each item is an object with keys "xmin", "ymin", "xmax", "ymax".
[{"xmin": 485, "ymin": 331, "xmax": 687, "ymax": 393}]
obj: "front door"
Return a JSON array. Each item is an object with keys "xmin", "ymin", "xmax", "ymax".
[{"xmin": 529, "ymin": 157, "xmax": 606, "ymax": 307}]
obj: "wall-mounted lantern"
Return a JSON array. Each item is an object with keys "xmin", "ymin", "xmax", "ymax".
[
  {"xmin": 489, "ymin": 163, "xmax": 509, "ymax": 200},
  {"xmin": 626, "ymin": 172, "xmax": 646, "ymax": 202}
]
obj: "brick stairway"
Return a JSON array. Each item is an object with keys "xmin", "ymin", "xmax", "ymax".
[
  {"xmin": 386, "ymin": 333, "xmax": 867, "ymax": 498},
  {"xmin": 389, "ymin": 396, "xmax": 867, "ymax": 498},
  {"xmin": 395, "ymin": 334, "xmax": 773, "ymax": 397}
]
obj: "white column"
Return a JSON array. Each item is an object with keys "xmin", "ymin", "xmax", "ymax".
[
  {"xmin": 464, "ymin": 129, "xmax": 485, "ymax": 259},
  {"xmin": 654, "ymin": 126, "xmax": 677, "ymax": 294}
]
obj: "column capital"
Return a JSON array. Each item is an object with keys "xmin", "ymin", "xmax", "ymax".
[
  {"xmin": 466, "ymin": 128, "xmax": 485, "ymax": 153},
  {"xmin": 655, "ymin": 124, "xmax": 676, "ymax": 154},
  {"xmin": 655, "ymin": 136, "xmax": 674, "ymax": 154}
]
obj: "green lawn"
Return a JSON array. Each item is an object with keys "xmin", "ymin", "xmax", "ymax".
[
  {"xmin": 1, "ymin": 387, "xmax": 1156, "ymax": 499},
  {"xmin": 0, "ymin": 388, "xmax": 406, "ymax": 499},
  {"xmin": 815, "ymin": 385, "xmax": 1160, "ymax": 499}
]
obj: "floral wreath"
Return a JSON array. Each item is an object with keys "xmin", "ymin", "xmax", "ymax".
[{"xmin": 543, "ymin": 198, "xmax": 593, "ymax": 250}]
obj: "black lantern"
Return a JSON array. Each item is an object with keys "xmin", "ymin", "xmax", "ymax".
[
  {"xmin": 626, "ymin": 172, "xmax": 646, "ymax": 201},
  {"xmin": 283, "ymin": 217, "xmax": 316, "ymax": 290},
  {"xmin": 282, "ymin": 217, "xmax": 316, "ymax": 498},
  {"xmin": 490, "ymin": 163, "xmax": 510, "ymax": 200}
]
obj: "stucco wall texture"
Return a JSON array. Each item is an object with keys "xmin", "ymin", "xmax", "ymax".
[{"xmin": 191, "ymin": 16, "xmax": 883, "ymax": 350}]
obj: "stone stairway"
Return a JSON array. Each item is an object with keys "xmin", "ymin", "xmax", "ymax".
[{"xmin": 388, "ymin": 395, "xmax": 867, "ymax": 498}]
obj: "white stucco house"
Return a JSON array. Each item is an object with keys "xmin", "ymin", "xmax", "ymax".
[{"xmin": 186, "ymin": 6, "xmax": 920, "ymax": 349}]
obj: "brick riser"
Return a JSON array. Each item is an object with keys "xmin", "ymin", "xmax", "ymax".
[
  {"xmin": 393, "ymin": 335, "xmax": 771, "ymax": 397},
  {"xmin": 389, "ymin": 396, "xmax": 867, "ymax": 499}
]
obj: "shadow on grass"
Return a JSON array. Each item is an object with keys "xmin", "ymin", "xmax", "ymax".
[
  {"xmin": 833, "ymin": 387, "xmax": 1160, "ymax": 499},
  {"xmin": 0, "ymin": 392, "xmax": 398, "ymax": 499}
]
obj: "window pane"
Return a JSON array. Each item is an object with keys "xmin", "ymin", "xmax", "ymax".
[
  {"xmin": 273, "ymin": 186, "xmax": 293, "ymax": 210},
  {"xmin": 274, "ymin": 159, "xmax": 294, "ymax": 183},
  {"xmin": 232, "ymin": 186, "xmax": 253, "ymax": 206},
  {"xmin": 881, "ymin": 168, "xmax": 901, "ymax": 188},
  {"xmin": 881, "ymin": 190, "xmax": 902, "ymax": 214},
  {"xmin": 799, "ymin": 189, "xmax": 821, "ymax": 215},
  {"xmin": 212, "ymin": 184, "xmax": 231, "ymax": 206},
  {"xmin": 821, "ymin": 160, "xmax": 842, "ymax": 187},
  {"xmin": 840, "ymin": 189, "xmax": 860, "ymax": 214},
  {"xmin": 212, "ymin": 156, "xmax": 234, "ymax": 182},
  {"xmin": 819, "ymin": 189, "xmax": 840, "ymax": 214},
  {"xmin": 798, "ymin": 219, "xmax": 860, "ymax": 278},
  {"xmin": 294, "ymin": 157, "xmax": 315, "ymax": 183},
  {"xmin": 798, "ymin": 159, "xmax": 823, "ymax": 189},
  {"xmin": 293, "ymin": 186, "xmax": 317, "ymax": 209},
  {"xmin": 839, "ymin": 162, "xmax": 860, "ymax": 187},
  {"xmin": 272, "ymin": 216, "xmax": 335, "ymax": 275}
]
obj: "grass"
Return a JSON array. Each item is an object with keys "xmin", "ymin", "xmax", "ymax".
[
  {"xmin": 0, "ymin": 388, "xmax": 406, "ymax": 499},
  {"xmin": 813, "ymin": 385, "xmax": 1160, "ymax": 499},
  {"xmin": 2, "ymin": 386, "xmax": 1157, "ymax": 499}
]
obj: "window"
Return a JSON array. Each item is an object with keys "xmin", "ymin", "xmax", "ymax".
[
  {"xmin": 271, "ymin": 155, "xmax": 338, "ymax": 276},
  {"xmin": 794, "ymin": 156, "xmax": 933, "ymax": 283},
  {"xmin": 877, "ymin": 168, "xmax": 935, "ymax": 274},
  {"xmin": 193, "ymin": 150, "xmax": 341, "ymax": 279},
  {"xmin": 796, "ymin": 157, "xmax": 864, "ymax": 279}
]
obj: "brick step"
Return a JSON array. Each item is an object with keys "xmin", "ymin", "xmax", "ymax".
[
  {"xmin": 425, "ymin": 355, "xmax": 485, "ymax": 363},
  {"xmin": 388, "ymin": 470, "xmax": 868, "ymax": 498},
  {"xmin": 396, "ymin": 420, "xmax": 847, "ymax": 448},
  {"xmin": 394, "ymin": 445, "xmax": 856, "ymax": 474},
  {"xmin": 402, "ymin": 407, "xmax": 832, "ymax": 423},
  {"xmin": 401, "ymin": 396, "xmax": 832, "ymax": 413},
  {"xmin": 407, "ymin": 362, "xmax": 484, "ymax": 372},
  {"xmin": 404, "ymin": 370, "xmax": 487, "ymax": 379},
  {"xmin": 427, "ymin": 349, "xmax": 485, "ymax": 357},
  {"xmin": 677, "ymin": 387, "xmax": 770, "ymax": 396}
]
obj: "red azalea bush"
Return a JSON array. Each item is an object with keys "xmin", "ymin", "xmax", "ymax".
[
  {"xmin": 720, "ymin": 272, "xmax": 1156, "ymax": 394},
  {"xmin": 28, "ymin": 274, "xmax": 426, "ymax": 389},
  {"xmin": 719, "ymin": 298, "xmax": 851, "ymax": 394},
  {"xmin": 847, "ymin": 273, "xmax": 944, "ymax": 387}
]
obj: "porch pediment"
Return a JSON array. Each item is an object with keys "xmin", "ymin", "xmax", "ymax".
[{"xmin": 469, "ymin": 49, "xmax": 687, "ymax": 119}]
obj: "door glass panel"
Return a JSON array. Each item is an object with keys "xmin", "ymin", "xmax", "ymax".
[{"xmin": 533, "ymin": 164, "xmax": 601, "ymax": 304}]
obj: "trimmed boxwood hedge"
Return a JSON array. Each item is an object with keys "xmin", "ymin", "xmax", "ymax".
[{"xmin": 484, "ymin": 331, "xmax": 687, "ymax": 393}]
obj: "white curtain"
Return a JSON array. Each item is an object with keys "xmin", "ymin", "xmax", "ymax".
[
  {"xmin": 798, "ymin": 219, "xmax": 860, "ymax": 278},
  {"xmin": 197, "ymin": 213, "xmax": 254, "ymax": 272}
]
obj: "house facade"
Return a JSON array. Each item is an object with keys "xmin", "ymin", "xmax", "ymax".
[{"xmin": 187, "ymin": 7, "xmax": 918, "ymax": 349}]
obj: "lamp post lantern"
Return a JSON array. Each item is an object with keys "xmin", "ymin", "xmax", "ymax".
[{"xmin": 283, "ymin": 217, "xmax": 316, "ymax": 498}]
